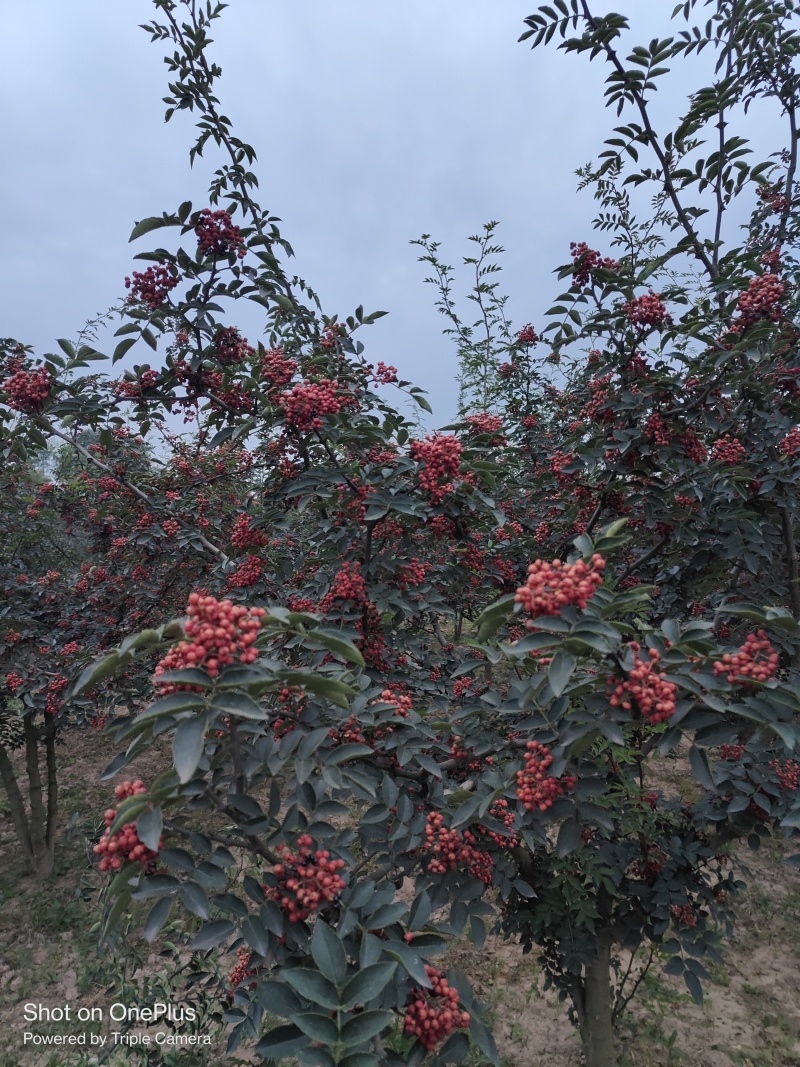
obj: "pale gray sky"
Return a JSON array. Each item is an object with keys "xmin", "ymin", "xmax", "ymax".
[{"xmin": 0, "ymin": 2, "xmax": 788, "ymax": 421}]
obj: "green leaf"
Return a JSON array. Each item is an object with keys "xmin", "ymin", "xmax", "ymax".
[
  {"xmin": 475, "ymin": 594, "xmax": 516, "ymax": 643},
  {"xmin": 283, "ymin": 969, "xmax": 340, "ymax": 1011},
  {"xmin": 340, "ymin": 1010, "xmax": 394, "ymax": 1047},
  {"xmin": 556, "ymin": 818, "xmax": 582, "ymax": 858},
  {"xmin": 293, "ymin": 1012, "xmax": 339, "ymax": 1044},
  {"xmin": 190, "ymin": 919, "xmax": 234, "ymax": 950},
  {"xmin": 179, "ymin": 881, "xmax": 210, "ymax": 920},
  {"xmin": 689, "ymin": 745, "xmax": 715, "ymax": 790},
  {"xmin": 311, "ymin": 919, "xmax": 347, "ymax": 985},
  {"xmin": 173, "ymin": 716, "xmax": 206, "ymax": 783},
  {"xmin": 143, "ymin": 897, "xmax": 172, "ymax": 942},
  {"xmin": 340, "ymin": 964, "xmax": 397, "ymax": 1011},
  {"xmin": 548, "ymin": 650, "xmax": 577, "ymax": 697},
  {"xmin": 311, "ymin": 629, "xmax": 366, "ymax": 667},
  {"xmin": 129, "ymin": 215, "xmax": 178, "ymax": 241},
  {"xmin": 254, "ymin": 1024, "xmax": 307, "ymax": 1059},
  {"xmin": 136, "ymin": 806, "xmax": 163, "ymax": 852}
]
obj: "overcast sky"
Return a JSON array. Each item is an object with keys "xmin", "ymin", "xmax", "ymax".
[{"xmin": 0, "ymin": 2, "xmax": 789, "ymax": 423}]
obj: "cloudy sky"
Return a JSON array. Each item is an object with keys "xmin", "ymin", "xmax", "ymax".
[{"xmin": 0, "ymin": 2, "xmax": 788, "ymax": 423}]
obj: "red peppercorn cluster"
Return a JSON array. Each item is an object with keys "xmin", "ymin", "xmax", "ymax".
[
  {"xmin": 517, "ymin": 323, "xmax": 538, "ymax": 346},
  {"xmin": 678, "ymin": 427, "xmax": 708, "ymax": 463},
  {"xmin": 230, "ymin": 514, "xmax": 269, "ymax": 549},
  {"xmin": 260, "ymin": 347, "xmax": 298, "ymax": 396},
  {"xmin": 713, "ymin": 631, "xmax": 779, "ymax": 685},
  {"xmin": 3, "ymin": 366, "xmax": 53, "ymax": 413},
  {"xmin": 45, "ymin": 676, "xmax": 68, "ymax": 715},
  {"xmin": 264, "ymin": 835, "xmax": 346, "ymax": 923},
  {"xmin": 719, "ymin": 743, "xmax": 745, "ymax": 761},
  {"xmin": 282, "ymin": 379, "xmax": 347, "ymax": 431},
  {"xmin": 607, "ymin": 644, "xmax": 677, "ymax": 725},
  {"xmin": 319, "ymin": 323, "xmax": 346, "ymax": 350},
  {"xmin": 771, "ymin": 758, "xmax": 800, "ymax": 792},
  {"xmin": 370, "ymin": 361, "xmax": 398, "ymax": 384},
  {"xmin": 757, "ymin": 181, "xmax": 788, "ymax": 214},
  {"xmin": 711, "ymin": 434, "xmax": 747, "ymax": 464},
  {"xmin": 671, "ymin": 904, "xmax": 697, "ymax": 928},
  {"xmin": 153, "ymin": 593, "xmax": 266, "ymax": 692},
  {"xmin": 630, "ymin": 845, "xmax": 667, "ymax": 882},
  {"xmin": 226, "ymin": 555, "xmax": 264, "ymax": 589},
  {"xmin": 734, "ymin": 272, "xmax": 785, "ymax": 327},
  {"xmin": 195, "ymin": 208, "xmax": 246, "ymax": 258},
  {"xmin": 570, "ymin": 242, "xmax": 620, "ymax": 286},
  {"xmin": 465, "ymin": 412, "xmax": 506, "ymax": 444},
  {"xmin": 421, "ymin": 812, "xmax": 494, "ymax": 884},
  {"xmin": 645, "ymin": 413, "xmax": 672, "ymax": 446},
  {"xmin": 373, "ymin": 687, "xmax": 413, "ymax": 718},
  {"xmin": 622, "ymin": 291, "xmax": 671, "ymax": 328},
  {"xmin": 318, "ymin": 561, "xmax": 368, "ymax": 611},
  {"xmin": 214, "ymin": 326, "xmax": 254, "ymax": 364},
  {"xmin": 779, "ymin": 428, "xmax": 800, "ymax": 457},
  {"xmin": 477, "ymin": 799, "xmax": 519, "ymax": 850},
  {"xmin": 403, "ymin": 966, "xmax": 470, "ymax": 1050},
  {"xmin": 396, "ymin": 558, "xmax": 429, "ymax": 591},
  {"xmin": 162, "ymin": 519, "xmax": 180, "ymax": 537},
  {"xmin": 124, "ymin": 265, "xmax": 180, "ymax": 310},
  {"xmin": 515, "ymin": 742, "xmax": 576, "ymax": 812},
  {"xmin": 93, "ymin": 780, "xmax": 160, "ymax": 872},
  {"xmin": 5, "ymin": 671, "xmax": 23, "ymax": 694},
  {"xmin": 228, "ymin": 946, "xmax": 258, "ymax": 995},
  {"xmin": 514, "ymin": 554, "xmax": 605, "ymax": 622},
  {"xmin": 409, "ymin": 434, "xmax": 463, "ymax": 502}
]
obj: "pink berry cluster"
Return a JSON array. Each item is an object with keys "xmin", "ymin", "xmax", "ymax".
[
  {"xmin": 711, "ymin": 435, "xmax": 747, "ymax": 464},
  {"xmin": 622, "ymin": 292, "xmax": 671, "ymax": 329},
  {"xmin": 477, "ymin": 798, "xmax": 519, "ymax": 850},
  {"xmin": 228, "ymin": 946, "xmax": 258, "ymax": 995},
  {"xmin": 607, "ymin": 644, "xmax": 677, "ymax": 725},
  {"xmin": 227, "ymin": 555, "xmax": 264, "ymax": 588},
  {"xmin": 124, "ymin": 265, "xmax": 180, "ymax": 310},
  {"xmin": 465, "ymin": 412, "xmax": 505, "ymax": 444},
  {"xmin": 162, "ymin": 519, "xmax": 180, "ymax": 537},
  {"xmin": 264, "ymin": 835, "xmax": 346, "ymax": 923},
  {"xmin": 93, "ymin": 781, "xmax": 160, "ymax": 872},
  {"xmin": 771, "ymin": 758, "xmax": 800, "ymax": 792},
  {"xmin": 403, "ymin": 965, "xmax": 470, "ymax": 1050},
  {"xmin": 370, "ymin": 361, "xmax": 398, "ymax": 384},
  {"xmin": 645, "ymin": 413, "xmax": 672, "ymax": 446},
  {"xmin": 153, "ymin": 593, "xmax": 266, "ymax": 692},
  {"xmin": 410, "ymin": 434, "xmax": 463, "ymax": 502},
  {"xmin": 230, "ymin": 514, "xmax": 269, "ymax": 549},
  {"xmin": 515, "ymin": 741, "xmax": 576, "ymax": 812},
  {"xmin": 514, "ymin": 554, "xmax": 605, "ymax": 622},
  {"xmin": 570, "ymin": 241, "xmax": 620, "ymax": 286},
  {"xmin": 779, "ymin": 428, "xmax": 800, "ymax": 457},
  {"xmin": 734, "ymin": 272, "xmax": 785, "ymax": 328},
  {"xmin": 282, "ymin": 379, "xmax": 348, "ymax": 431},
  {"xmin": 3, "ymin": 366, "xmax": 52, "ymax": 413},
  {"xmin": 422, "ymin": 812, "xmax": 493, "ymax": 885},
  {"xmin": 195, "ymin": 208, "xmax": 246, "ymax": 258},
  {"xmin": 260, "ymin": 347, "xmax": 298, "ymax": 395},
  {"xmin": 713, "ymin": 631, "xmax": 779, "ymax": 685}
]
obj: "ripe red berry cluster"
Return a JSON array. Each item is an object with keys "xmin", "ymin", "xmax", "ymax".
[
  {"xmin": 162, "ymin": 519, "xmax": 180, "ymax": 537},
  {"xmin": 214, "ymin": 326, "xmax": 254, "ymax": 364},
  {"xmin": 403, "ymin": 965, "xmax": 470, "ymax": 1050},
  {"xmin": 260, "ymin": 347, "xmax": 298, "ymax": 395},
  {"xmin": 607, "ymin": 643, "xmax": 677, "ymax": 725},
  {"xmin": 514, "ymin": 554, "xmax": 605, "ymax": 622},
  {"xmin": 422, "ymin": 812, "xmax": 494, "ymax": 884},
  {"xmin": 678, "ymin": 427, "xmax": 708, "ymax": 463},
  {"xmin": 228, "ymin": 946, "xmax": 258, "ymax": 995},
  {"xmin": 630, "ymin": 845, "xmax": 667, "ymax": 882},
  {"xmin": 230, "ymin": 514, "xmax": 269, "ymax": 548},
  {"xmin": 465, "ymin": 412, "xmax": 505, "ymax": 445},
  {"xmin": 195, "ymin": 208, "xmax": 246, "ymax": 258},
  {"xmin": 735, "ymin": 272, "xmax": 785, "ymax": 327},
  {"xmin": 124, "ymin": 265, "xmax": 180, "ymax": 310},
  {"xmin": 93, "ymin": 781, "xmax": 160, "ymax": 872},
  {"xmin": 5, "ymin": 671, "xmax": 23, "ymax": 693},
  {"xmin": 410, "ymin": 434, "xmax": 463, "ymax": 502},
  {"xmin": 264, "ymin": 835, "xmax": 346, "ymax": 923},
  {"xmin": 645, "ymin": 413, "xmax": 672, "ymax": 446},
  {"xmin": 478, "ymin": 799, "xmax": 519, "ymax": 850},
  {"xmin": 370, "ymin": 361, "xmax": 398, "ymax": 384},
  {"xmin": 719, "ymin": 743, "xmax": 745, "ymax": 761},
  {"xmin": 318, "ymin": 561, "xmax": 368, "ymax": 610},
  {"xmin": 517, "ymin": 323, "xmax": 538, "ymax": 345},
  {"xmin": 515, "ymin": 742, "xmax": 576, "ymax": 812},
  {"xmin": 282, "ymin": 379, "xmax": 346, "ymax": 431},
  {"xmin": 711, "ymin": 435, "xmax": 747, "ymax": 464},
  {"xmin": 153, "ymin": 593, "xmax": 266, "ymax": 692},
  {"xmin": 570, "ymin": 242, "xmax": 620, "ymax": 286},
  {"xmin": 622, "ymin": 291, "xmax": 671, "ymax": 328},
  {"xmin": 713, "ymin": 631, "xmax": 779, "ymax": 685},
  {"xmin": 227, "ymin": 555, "xmax": 264, "ymax": 588},
  {"xmin": 770, "ymin": 758, "xmax": 800, "ymax": 792},
  {"xmin": 779, "ymin": 428, "xmax": 800, "ymax": 457},
  {"xmin": 374, "ymin": 687, "xmax": 413, "ymax": 717},
  {"xmin": 3, "ymin": 366, "xmax": 53, "ymax": 413},
  {"xmin": 671, "ymin": 904, "xmax": 697, "ymax": 928}
]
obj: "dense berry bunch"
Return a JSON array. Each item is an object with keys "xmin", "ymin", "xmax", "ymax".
[
  {"xmin": 671, "ymin": 904, "xmax": 697, "ymax": 928},
  {"xmin": 153, "ymin": 593, "xmax": 266, "ymax": 692},
  {"xmin": 630, "ymin": 845, "xmax": 668, "ymax": 882},
  {"xmin": 124, "ymin": 265, "xmax": 180, "ymax": 309},
  {"xmin": 645, "ymin": 413, "xmax": 672, "ymax": 446},
  {"xmin": 607, "ymin": 644, "xmax": 677, "ymax": 725},
  {"xmin": 465, "ymin": 412, "xmax": 505, "ymax": 444},
  {"xmin": 771, "ymin": 758, "xmax": 800, "ymax": 792},
  {"xmin": 282, "ymin": 379, "xmax": 347, "ymax": 430},
  {"xmin": 93, "ymin": 781, "xmax": 160, "ymax": 872},
  {"xmin": 371, "ymin": 361, "xmax": 398, "ymax": 384},
  {"xmin": 713, "ymin": 631, "xmax": 779, "ymax": 685},
  {"xmin": 403, "ymin": 965, "xmax": 470, "ymax": 1050},
  {"xmin": 514, "ymin": 554, "xmax": 605, "ymax": 621},
  {"xmin": 230, "ymin": 514, "xmax": 269, "ymax": 549},
  {"xmin": 570, "ymin": 241, "xmax": 620, "ymax": 286},
  {"xmin": 711, "ymin": 435, "xmax": 747, "ymax": 464},
  {"xmin": 622, "ymin": 291, "xmax": 671, "ymax": 328},
  {"xmin": 195, "ymin": 208, "xmax": 246, "ymax": 258},
  {"xmin": 3, "ymin": 366, "xmax": 53, "ymax": 413},
  {"xmin": 228, "ymin": 947, "xmax": 258, "ymax": 995},
  {"xmin": 214, "ymin": 326, "xmax": 254, "ymax": 364},
  {"xmin": 735, "ymin": 272, "xmax": 785, "ymax": 327},
  {"xmin": 422, "ymin": 812, "xmax": 493, "ymax": 884},
  {"xmin": 678, "ymin": 427, "xmax": 708, "ymax": 463},
  {"xmin": 162, "ymin": 519, "xmax": 180, "ymax": 537},
  {"xmin": 410, "ymin": 434, "xmax": 463, "ymax": 501},
  {"xmin": 318, "ymin": 561, "xmax": 368, "ymax": 610},
  {"xmin": 517, "ymin": 323, "xmax": 538, "ymax": 345},
  {"xmin": 515, "ymin": 741, "xmax": 576, "ymax": 812},
  {"xmin": 779, "ymin": 428, "xmax": 800, "ymax": 457},
  {"xmin": 719, "ymin": 744, "xmax": 745, "ymax": 761},
  {"xmin": 264, "ymin": 835, "xmax": 346, "ymax": 923},
  {"xmin": 227, "ymin": 555, "xmax": 264, "ymax": 588},
  {"xmin": 260, "ymin": 347, "xmax": 297, "ymax": 394},
  {"xmin": 5, "ymin": 671, "xmax": 23, "ymax": 693}
]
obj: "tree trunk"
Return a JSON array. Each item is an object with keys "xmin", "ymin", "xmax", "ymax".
[
  {"xmin": 579, "ymin": 928, "xmax": 617, "ymax": 1067},
  {"xmin": 0, "ymin": 722, "xmax": 57, "ymax": 879}
]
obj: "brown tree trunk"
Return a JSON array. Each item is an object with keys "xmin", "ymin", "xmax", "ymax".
[
  {"xmin": 0, "ymin": 721, "xmax": 56, "ymax": 879},
  {"xmin": 577, "ymin": 929, "xmax": 617, "ymax": 1067}
]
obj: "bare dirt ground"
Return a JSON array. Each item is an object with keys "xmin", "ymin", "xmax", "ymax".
[{"xmin": 2, "ymin": 726, "xmax": 800, "ymax": 1067}]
